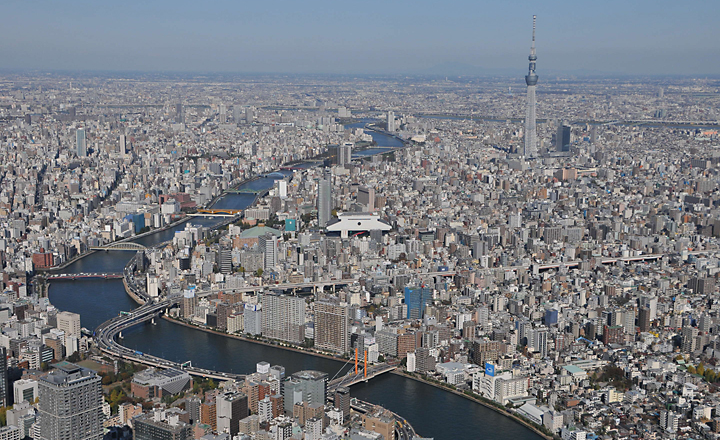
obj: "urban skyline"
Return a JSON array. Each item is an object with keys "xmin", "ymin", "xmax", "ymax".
[{"xmin": 1, "ymin": 3, "xmax": 720, "ymax": 440}]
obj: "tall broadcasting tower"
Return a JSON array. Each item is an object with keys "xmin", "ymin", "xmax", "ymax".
[{"xmin": 523, "ymin": 15, "xmax": 538, "ymax": 158}]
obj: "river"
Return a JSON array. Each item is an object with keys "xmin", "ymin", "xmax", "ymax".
[{"xmin": 47, "ymin": 130, "xmax": 542, "ymax": 440}]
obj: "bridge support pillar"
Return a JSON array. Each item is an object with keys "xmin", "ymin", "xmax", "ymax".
[
  {"xmin": 118, "ymin": 332, "xmax": 123, "ymax": 339},
  {"xmin": 364, "ymin": 349, "xmax": 367, "ymax": 379},
  {"xmin": 151, "ymin": 317, "xmax": 156, "ymax": 325}
]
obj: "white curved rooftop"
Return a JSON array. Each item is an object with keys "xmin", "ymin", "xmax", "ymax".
[{"xmin": 326, "ymin": 212, "xmax": 391, "ymax": 232}]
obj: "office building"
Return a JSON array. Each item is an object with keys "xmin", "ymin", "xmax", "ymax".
[
  {"xmin": 404, "ymin": 286, "xmax": 432, "ymax": 319},
  {"xmin": 283, "ymin": 370, "xmax": 327, "ymax": 415},
  {"xmin": 134, "ymin": 409, "xmax": 192, "ymax": 440},
  {"xmin": 556, "ymin": 123, "xmax": 571, "ymax": 152},
  {"xmin": 314, "ymin": 301, "xmax": 350, "ymax": 354},
  {"xmin": 130, "ymin": 368, "xmax": 192, "ymax": 399},
  {"xmin": 258, "ymin": 233, "xmax": 278, "ymax": 271},
  {"xmin": 357, "ymin": 186, "xmax": 375, "ymax": 211},
  {"xmin": 13, "ymin": 379, "xmax": 38, "ymax": 405},
  {"xmin": 57, "ymin": 311, "xmax": 81, "ymax": 339},
  {"xmin": 216, "ymin": 391, "xmax": 248, "ymax": 436},
  {"xmin": 175, "ymin": 103, "xmax": 183, "ymax": 123},
  {"xmin": 362, "ymin": 409, "xmax": 395, "ymax": 440},
  {"xmin": 523, "ymin": 16, "xmax": 538, "ymax": 158},
  {"xmin": 334, "ymin": 387, "xmax": 351, "ymax": 422},
  {"xmin": 76, "ymin": 128, "xmax": 87, "ymax": 157},
  {"xmin": 261, "ymin": 293, "xmax": 305, "ymax": 344},
  {"xmin": 37, "ymin": 364, "xmax": 103, "ymax": 440}
]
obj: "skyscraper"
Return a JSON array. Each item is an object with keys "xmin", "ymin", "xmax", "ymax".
[
  {"xmin": 37, "ymin": 364, "xmax": 103, "ymax": 440},
  {"xmin": 119, "ymin": 134, "xmax": 127, "ymax": 154},
  {"xmin": 338, "ymin": 142, "xmax": 352, "ymax": 166},
  {"xmin": 387, "ymin": 111, "xmax": 395, "ymax": 132},
  {"xmin": 258, "ymin": 233, "xmax": 278, "ymax": 271},
  {"xmin": 555, "ymin": 123, "xmax": 571, "ymax": 152},
  {"xmin": 76, "ymin": 128, "xmax": 87, "ymax": 157},
  {"xmin": 404, "ymin": 286, "xmax": 432, "ymax": 320},
  {"xmin": 318, "ymin": 174, "xmax": 332, "ymax": 228},
  {"xmin": 523, "ymin": 15, "xmax": 538, "ymax": 158},
  {"xmin": 176, "ymin": 103, "xmax": 183, "ymax": 123}
]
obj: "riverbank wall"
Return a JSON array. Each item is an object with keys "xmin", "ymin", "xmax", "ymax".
[{"xmin": 393, "ymin": 370, "xmax": 556, "ymax": 440}]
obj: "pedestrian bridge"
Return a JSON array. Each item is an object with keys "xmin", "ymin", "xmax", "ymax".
[{"xmin": 90, "ymin": 243, "xmax": 147, "ymax": 251}]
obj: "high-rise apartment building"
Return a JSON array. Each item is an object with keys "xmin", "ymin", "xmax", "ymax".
[
  {"xmin": 387, "ymin": 111, "xmax": 395, "ymax": 132},
  {"xmin": 318, "ymin": 175, "xmax": 332, "ymax": 228},
  {"xmin": 261, "ymin": 293, "xmax": 305, "ymax": 344},
  {"xmin": 119, "ymin": 134, "xmax": 127, "ymax": 155},
  {"xmin": 314, "ymin": 301, "xmax": 350, "ymax": 354},
  {"xmin": 0, "ymin": 348, "xmax": 8, "ymax": 407},
  {"xmin": 76, "ymin": 128, "xmax": 87, "ymax": 157},
  {"xmin": 338, "ymin": 142, "xmax": 352, "ymax": 166},
  {"xmin": 37, "ymin": 364, "xmax": 103, "ymax": 440}
]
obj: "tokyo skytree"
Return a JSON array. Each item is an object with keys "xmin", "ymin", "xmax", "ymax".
[{"xmin": 524, "ymin": 15, "xmax": 538, "ymax": 158}]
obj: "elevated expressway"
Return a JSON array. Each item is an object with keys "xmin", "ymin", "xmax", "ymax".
[{"xmin": 93, "ymin": 296, "xmax": 245, "ymax": 382}]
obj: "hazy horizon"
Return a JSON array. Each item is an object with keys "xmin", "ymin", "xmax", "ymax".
[{"xmin": 2, "ymin": 0, "xmax": 719, "ymax": 76}]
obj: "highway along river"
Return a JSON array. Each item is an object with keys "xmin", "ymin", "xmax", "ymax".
[{"xmin": 47, "ymin": 130, "xmax": 542, "ymax": 440}]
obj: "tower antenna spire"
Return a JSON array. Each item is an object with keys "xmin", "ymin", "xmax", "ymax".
[
  {"xmin": 531, "ymin": 15, "xmax": 536, "ymax": 52},
  {"xmin": 533, "ymin": 16, "xmax": 536, "ymax": 41}
]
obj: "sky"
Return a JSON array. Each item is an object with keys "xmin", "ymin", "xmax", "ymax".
[{"xmin": 1, "ymin": 0, "xmax": 719, "ymax": 76}]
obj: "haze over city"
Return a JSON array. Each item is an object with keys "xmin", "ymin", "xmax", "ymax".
[{"xmin": 2, "ymin": 0, "xmax": 719, "ymax": 75}]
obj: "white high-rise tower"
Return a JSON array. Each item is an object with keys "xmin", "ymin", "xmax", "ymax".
[{"xmin": 523, "ymin": 15, "xmax": 538, "ymax": 158}]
